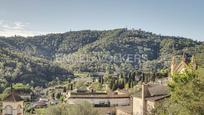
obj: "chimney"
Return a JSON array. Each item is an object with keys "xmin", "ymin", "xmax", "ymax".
[{"xmin": 142, "ymin": 83, "xmax": 148, "ymax": 115}]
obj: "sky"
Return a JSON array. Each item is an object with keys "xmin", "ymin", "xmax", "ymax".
[{"xmin": 0, "ymin": 0, "xmax": 203, "ymax": 41}]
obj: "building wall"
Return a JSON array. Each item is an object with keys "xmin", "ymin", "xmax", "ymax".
[
  {"xmin": 133, "ymin": 97, "xmax": 143, "ymax": 115},
  {"xmin": 147, "ymin": 101, "xmax": 155, "ymax": 113},
  {"xmin": 20, "ymin": 95, "xmax": 31, "ymax": 100},
  {"xmin": 133, "ymin": 97, "xmax": 156, "ymax": 115},
  {"xmin": 67, "ymin": 98, "xmax": 130, "ymax": 106},
  {"xmin": 2, "ymin": 101, "xmax": 23, "ymax": 115},
  {"xmin": 116, "ymin": 109, "xmax": 131, "ymax": 115}
]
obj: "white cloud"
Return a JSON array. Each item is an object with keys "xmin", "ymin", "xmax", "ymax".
[
  {"xmin": 0, "ymin": 30, "xmax": 45, "ymax": 37},
  {"xmin": 0, "ymin": 20, "xmax": 46, "ymax": 37}
]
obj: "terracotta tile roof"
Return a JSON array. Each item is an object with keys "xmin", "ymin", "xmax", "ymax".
[
  {"xmin": 34, "ymin": 101, "xmax": 47, "ymax": 106},
  {"xmin": 134, "ymin": 84, "xmax": 170, "ymax": 101},
  {"xmin": 69, "ymin": 94, "xmax": 130, "ymax": 99},
  {"xmin": 148, "ymin": 84, "xmax": 169, "ymax": 96},
  {"xmin": 145, "ymin": 95, "xmax": 170, "ymax": 101}
]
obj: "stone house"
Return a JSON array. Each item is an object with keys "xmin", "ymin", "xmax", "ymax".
[
  {"xmin": 2, "ymin": 93, "xmax": 24, "ymax": 115},
  {"xmin": 133, "ymin": 84, "xmax": 169, "ymax": 115},
  {"xmin": 66, "ymin": 92, "xmax": 130, "ymax": 107}
]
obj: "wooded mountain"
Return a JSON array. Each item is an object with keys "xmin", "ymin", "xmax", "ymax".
[{"xmin": 0, "ymin": 28, "xmax": 203, "ymax": 88}]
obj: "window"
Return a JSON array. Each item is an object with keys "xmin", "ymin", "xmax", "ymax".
[
  {"xmin": 4, "ymin": 105, "xmax": 13, "ymax": 115},
  {"xmin": 17, "ymin": 105, "xmax": 22, "ymax": 115}
]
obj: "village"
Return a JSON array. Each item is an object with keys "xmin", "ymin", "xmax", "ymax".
[
  {"xmin": 0, "ymin": 54, "xmax": 198, "ymax": 115},
  {"xmin": 0, "ymin": 0, "xmax": 204, "ymax": 114}
]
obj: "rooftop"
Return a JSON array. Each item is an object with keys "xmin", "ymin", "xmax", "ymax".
[
  {"xmin": 69, "ymin": 93, "xmax": 130, "ymax": 99},
  {"xmin": 148, "ymin": 84, "xmax": 169, "ymax": 97},
  {"xmin": 134, "ymin": 84, "xmax": 170, "ymax": 101},
  {"xmin": 3, "ymin": 93, "xmax": 23, "ymax": 102},
  {"xmin": 145, "ymin": 95, "xmax": 170, "ymax": 101}
]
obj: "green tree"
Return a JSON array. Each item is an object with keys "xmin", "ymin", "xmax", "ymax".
[
  {"xmin": 46, "ymin": 102, "xmax": 99, "ymax": 115},
  {"xmin": 56, "ymin": 92, "xmax": 61, "ymax": 99},
  {"xmin": 154, "ymin": 69, "xmax": 204, "ymax": 115}
]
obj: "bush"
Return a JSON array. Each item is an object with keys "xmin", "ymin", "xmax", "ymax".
[{"xmin": 46, "ymin": 102, "xmax": 99, "ymax": 115}]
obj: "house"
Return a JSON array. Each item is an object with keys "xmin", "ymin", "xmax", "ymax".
[
  {"xmin": 19, "ymin": 94, "xmax": 31, "ymax": 101},
  {"xmin": 171, "ymin": 54, "xmax": 197, "ymax": 76},
  {"xmin": 73, "ymin": 77, "xmax": 93, "ymax": 83},
  {"xmin": 54, "ymin": 86, "xmax": 65, "ymax": 92},
  {"xmin": 72, "ymin": 87, "xmax": 90, "ymax": 93},
  {"xmin": 2, "ymin": 92, "xmax": 24, "ymax": 115},
  {"xmin": 32, "ymin": 101, "xmax": 47, "ymax": 108},
  {"xmin": 114, "ymin": 89, "xmax": 129, "ymax": 95},
  {"xmin": 66, "ymin": 92, "xmax": 130, "ymax": 107},
  {"xmin": 39, "ymin": 98, "xmax": 49, "ymax": 102},
  {"xmin": 133, "ymin": 84, "xmax": 169, "ymax": 115},
  {"xmin": 18, "ymin": 93, "xmax": 32, "ymax": 101},
  {"xmin": 50, "ymin": 99, "xmax": 59, "ymax": 105},
  {"xmin": 31, "ymin": 98, "xmax": 48, "ymax": 108}
]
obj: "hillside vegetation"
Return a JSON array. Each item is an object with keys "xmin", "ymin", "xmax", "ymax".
[{"xmin": 0, "ymin": 28, "xmax": 203, "ymax": 89}]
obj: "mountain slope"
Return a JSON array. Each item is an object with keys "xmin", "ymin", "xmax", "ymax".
[
  {"xmin": 0, "ymin": 28, "xmax": 203, "ymax": 87},
  {"xmin": 0, "ymin": 48, "xmax": 73, "ymax": 88},
  {"xmin": 0, "ymin": 30, "xmax": 102, "ymax": 59},
  {"xmin": 54, "ymin": 29, "xmax": 202, "ymax": 73}
]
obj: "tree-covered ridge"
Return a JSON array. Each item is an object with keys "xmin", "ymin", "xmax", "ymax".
[
  {"xmin": 0, "ymin": 48, "xmax": 73, "ymax": 92},
  {"xmin": 55, "ymin": 29, "xmax": 203, "ymax": 73},
  {"xmin": 0, "ymin": 28, "xmax": 203, "ymax": 87},
  {"xmin": 0, "ymin": 29, "xmax": 201, "ymax": 59},
  {"xmin": 0, "ymin": 30, "xmax": 101, "ymax": 59}
]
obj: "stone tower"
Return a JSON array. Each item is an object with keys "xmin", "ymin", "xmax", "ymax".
[
  {"xmin": 191, "ymin": 55, "xmax": 197, "ymax": 70},
  {"xmin": 2, "ymin": 86, "xmax": 24, "ymax": 115},
  {"xmin": 170, "ymin": 54, "xmax": 197, "ymax": 76},
  {"xmin": 170, "ymin": 56, "xmax": 176, "ymax": 76}
]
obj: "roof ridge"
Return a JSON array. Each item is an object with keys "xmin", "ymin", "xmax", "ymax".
[{"xmin": 11, "ymin": 92, "xmax": 17, "ymax": 102}]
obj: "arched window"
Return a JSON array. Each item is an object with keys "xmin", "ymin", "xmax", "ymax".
[
  {"xmin": 17, "ymin": 105, "xmax": 22, "ymax": 115},
  {"xmin": 4, "ymin": 105, "xmax": 13, "ymax": 115}
]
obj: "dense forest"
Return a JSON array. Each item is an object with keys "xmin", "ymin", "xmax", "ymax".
[{"xmin": 0, "ymin": 28, "xmax": 203, "ymax": 91}]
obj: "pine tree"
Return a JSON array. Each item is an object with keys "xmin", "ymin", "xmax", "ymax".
[
  {"xmin": 168, "ymin": 70, "xmax": 204, "ymax": 115},
  {"xmin": 154, "ymin": 69, "xmax": 204, "ymax": 115}
]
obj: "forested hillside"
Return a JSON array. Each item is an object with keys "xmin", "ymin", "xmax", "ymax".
[
  {"xmin": 0, "ymin": 48, "xmax": 73, "ymax": 92},
  {"xmin": 0, "ymin": 30, "xmax": 101, "ymax": 59},
  {"xmin": 0, "ymin": 28, "xmax": 203, "ymax": 89}
]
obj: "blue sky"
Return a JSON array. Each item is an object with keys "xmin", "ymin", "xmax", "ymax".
[{"xmin": 0, "ymin": 0, "xmax": 203, "ymax": 41}]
